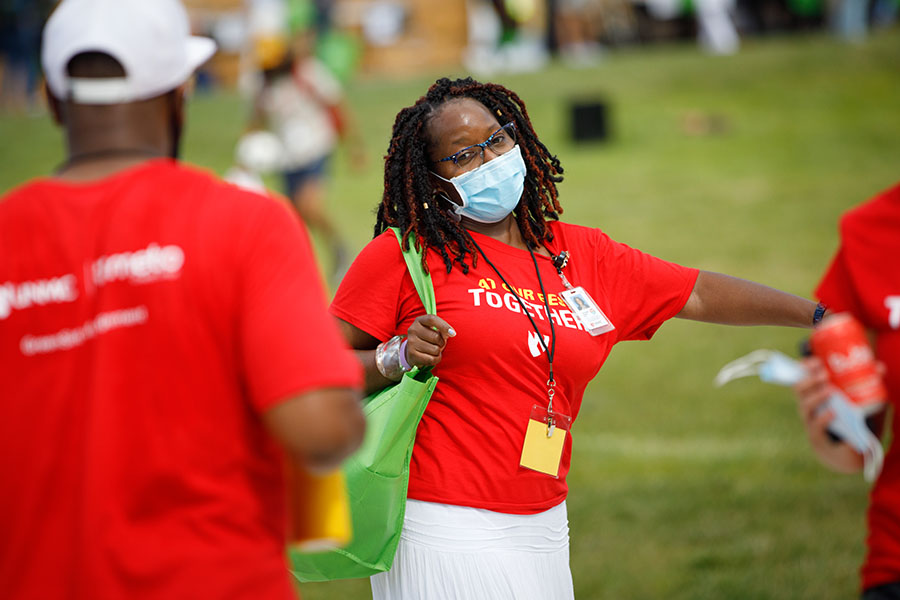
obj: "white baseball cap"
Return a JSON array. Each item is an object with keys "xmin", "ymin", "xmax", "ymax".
[{"xmin": 42, "ymin": 0, "xmax": 217, "ymax": 105}]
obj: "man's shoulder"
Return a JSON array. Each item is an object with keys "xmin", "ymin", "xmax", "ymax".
[
  {"xmin": 0, "ymin": 160, "xmax": 265, "ymax": 202},
  {"xmin": 0, "ymin": 178, "xmax": 67, "ymax": 225},
  {"xmin": 165, "ymin": 161, "xmax": 267, "ymax": 199},
  {"xmin": 156, "ymin": 161, "xmax": 292, "ymax": 218},
  {"xmin": 0, "ymin": 160, "xmax": 291, "ymax": 227},
  {"xmin": 1, "ymin": 178, "xmax": 52, "ymax": 207}
]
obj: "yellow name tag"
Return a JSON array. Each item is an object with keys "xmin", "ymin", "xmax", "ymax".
[{"xmin": 520, "ymin": 419, "xmax": 567, "ymax": 478}]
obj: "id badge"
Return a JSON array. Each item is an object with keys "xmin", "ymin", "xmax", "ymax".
[
  {"xmin": 560, "ymin": 286, "xmax": 615, "ymax": 336},
  {"xmin": 519, "ymin": 404, "xmax": 572, "ymax": 478}
]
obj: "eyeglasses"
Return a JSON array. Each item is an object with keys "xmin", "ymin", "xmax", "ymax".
[{"xmin": 436, "ymin": 122, "xmax": 517, "ymax": 169}]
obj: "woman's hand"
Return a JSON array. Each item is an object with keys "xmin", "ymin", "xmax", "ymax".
[
  {"xmin": 405, "ymin": 315, "xmax": 456, "ymax": 369},
  {"xmin": 792, "ymin": 356, "xmax": 865, "ymax": 473}
]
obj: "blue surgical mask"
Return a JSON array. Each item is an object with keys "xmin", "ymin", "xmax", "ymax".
[{"xmin": 433, "ymin": 145, "xmax": 526, "ymax": 224}]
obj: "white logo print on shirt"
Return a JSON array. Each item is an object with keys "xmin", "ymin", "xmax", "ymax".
[
  {"xmin": 528, "ymin": 331, "xmax": 551, "ymax": 358},
  {"xmin": 0, "ymin": 275, "xmax": 78, "ymax": 320},
  {"xmin": 886, "ymin": 296, "xmax": 900, "ymax": 330},
  {"xmin": 91, "ymin": 243, "xmax": 185, "ymax": 287}
]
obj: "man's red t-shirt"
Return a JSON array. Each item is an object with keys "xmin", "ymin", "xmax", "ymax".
[
  {"xmin": 815, "ymin": 182, "xmax": 900, "ymax": 591},
  {"xmin": 0, "ymin": 160, "xmax": 361, "ymax": 600},
  {"xmin": 331, "ymin": 221, "xmax": 698, "ymax": 514}
]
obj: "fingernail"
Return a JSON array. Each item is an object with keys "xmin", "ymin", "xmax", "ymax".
[{"xmin": 448, "ymin": 328, "xmax": 457, "ymax": 337}]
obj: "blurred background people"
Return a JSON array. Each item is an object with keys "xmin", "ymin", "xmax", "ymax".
[
  {"xmin": 0, "ymin": 0, "xmax": 53, "ymax": 113},
  {"xmin": 554, "ymin": 0, "xmax": 606, "ymax": 64},
  {"xmin": 464, "ymin": 0, "xmax": 549, "ymax": 74},
  {"xmin": 0, "ymin": 1, "xmax": 365, "ymax": 598},
  {"xmin": 225, "ymin": 128, "xmax": 285, "ymax": 193},
  {"xmin": 792, "ymin": 182, "xmax": 900, "ymax": 600},
  {"xmin": 695, "ymin": 0, "xmax": 741, "ymax": 53},
  {"xmin": 246, "ymin": 5, "xmax": 364, "ymax": 283},
  {"xmin": 642, "ymin": 0, "xmax": 740, "ymax": 53},
  {"xmin": 828, "ymin": 0, "xmax": 871, "ymax": 38}
]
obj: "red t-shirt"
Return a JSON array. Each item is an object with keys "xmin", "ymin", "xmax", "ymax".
[
  {"xmin": 331, "ymin": 221, "xmax": 698, "ymax": 514},
  {"xmin": 815, "ymin": 182, "xmax": 900, "ymax": 591},
  {"xmin": 0, "ymin": 160, "xmax": 362, "ymax": 600}
]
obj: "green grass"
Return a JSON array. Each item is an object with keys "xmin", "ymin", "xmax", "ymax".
[{"xmin": 3, "ymin": 31, "xmax": 898, "ymax": 599}]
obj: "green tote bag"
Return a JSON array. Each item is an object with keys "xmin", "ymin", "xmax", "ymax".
[{"xmin": 289, "ymin": 228, "xmax": 438, "ymax": 582}]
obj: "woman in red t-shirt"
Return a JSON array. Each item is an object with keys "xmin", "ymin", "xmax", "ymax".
[{"xmin": 331, "ymin": 77, "xmax": 823, "ymax": 600}]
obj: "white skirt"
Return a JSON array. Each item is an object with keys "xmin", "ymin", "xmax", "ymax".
[{"xmin": 370, "ymin": 499, "xmax": 574, "ymax": 600}]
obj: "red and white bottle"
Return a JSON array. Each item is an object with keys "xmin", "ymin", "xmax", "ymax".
[{"xmin": 810, "ymin": 312, "xmax": 886, "ymax": 416}]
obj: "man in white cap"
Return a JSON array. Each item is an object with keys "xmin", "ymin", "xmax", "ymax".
[{"xmin": 0, "ymin": 1, "xmax": 365, "ymax": 598}]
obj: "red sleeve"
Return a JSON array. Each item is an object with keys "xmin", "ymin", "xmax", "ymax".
[
  {"xmin": 593, "ymin": 230, "xmax": 698, "ymax": 342},
  {"xmin": 330, "ymin": 231, "xmax": 408, "ymax": 342},
  {"xmin": 237, "ymin": 200, "xmax": 362, "ymax": 411}
]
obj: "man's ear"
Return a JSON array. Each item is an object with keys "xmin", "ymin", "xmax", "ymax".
[{"xmin": 45, "ymin": 84, "xmax": 64, "ymax": 126}]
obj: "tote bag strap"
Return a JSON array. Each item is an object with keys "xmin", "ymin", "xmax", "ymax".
[{"xmin": 390, "ymin": 228, "xmax": 436, "ymax": 316}]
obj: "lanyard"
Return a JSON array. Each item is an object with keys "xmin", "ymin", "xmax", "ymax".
[
  {"xmin": 468, "ymin": 234, "xmax": 559, "ymax": 424},
  {"xmin": 551, "ymin": 250, "xmax": 573, "ymax": 289}
]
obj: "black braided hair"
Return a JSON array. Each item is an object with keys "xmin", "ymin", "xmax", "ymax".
[{"xmin": 375, "ymin": 77, "xmax": 565, "ymax": 274}]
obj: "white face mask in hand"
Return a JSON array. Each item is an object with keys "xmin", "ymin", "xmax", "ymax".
[
  {"xmin": 715, "ymin": 349, "xmax": 884, "ymax": 482},
  {"xmin": 432, "ymin": 145, "xmax": 526, "ymax": 224}
]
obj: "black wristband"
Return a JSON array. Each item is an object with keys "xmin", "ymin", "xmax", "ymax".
[{"xmin": 813, "ymin": 302, "xmax": 827, "ymax": 325}]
